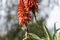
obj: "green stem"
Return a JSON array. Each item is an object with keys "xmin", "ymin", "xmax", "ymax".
[
  {"xmin": 33, "ymin": 13, "xmax": 41, "ymax": 29},
  {"xmin": 34, "ymin": 13, "xmax": 44, "ymax": 34},
  {"xmin": 44, "ymin": 23, "xmax": 53, "ymax": 40},
  {"xmin": 25, "ymin": 24, "xmax": 29, "ymax": 38},
  {"xmin": 33, "ymin": 13, "xmax": 46, "ymax": 38},
  {"xmin": 33, "ymin": 12, "xmax": 53, "ymax": 40}
]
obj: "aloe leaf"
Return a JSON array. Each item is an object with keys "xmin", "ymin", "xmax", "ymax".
[
  {"xmin": 53, "ymin": 23, "xmax": 60, "ymax": 40},
  {"xmin": 53, "ymin": 23, "xmax": 57, "ymax": 40},
  {"xmin": 43, "ymin": 22, "xmax": 53, "ymax": 40},
  {"xmin": 28, "ymin": 20, "xmax": 47, "ymax": 38},
  {"xmin": 56, "ymin": 28, "xmax": 60, "ymax": 32},
  {"xmin": 23, "ymin": 33, "xmax": 41, "ymax": 40}
]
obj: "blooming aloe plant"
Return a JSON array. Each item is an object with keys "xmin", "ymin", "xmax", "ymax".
[
  {"xmin": 17, "ymin": 0, "xmax": 60, "ymax": 40},
  {"xmin": 18, "ymin": 0, "xmax": 38, "ymax": 38}
]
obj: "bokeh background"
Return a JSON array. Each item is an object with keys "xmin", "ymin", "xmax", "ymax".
[{"xmin": 0, "ymin": 0, "xmax": 60, "ymax": 40}]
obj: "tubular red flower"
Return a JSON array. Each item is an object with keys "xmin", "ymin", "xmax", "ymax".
[
  {"xmin": 30, "ymin": 0, "xmax": 38, "ymax": 12},
  {"xmin": 18, "ymin": 14, "xmax": 31, "ymax": 25},
  {"xmin": 18, "ymin": 0, "xmax": 38, "ymax": 26},
  {"xmin": 23, "ymin": 0, "xmax": 38, "ymax": 12},
  {"xmin": 18, "ymin": 0, "xmax": 31, "ymax": 26}
]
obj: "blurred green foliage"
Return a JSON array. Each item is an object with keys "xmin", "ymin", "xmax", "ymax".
[
  {"xmin": 23, "ymin": 33, "xmax": 41, "ymax": 40},
  {"xmin": 28, "ymin": 19, "xmax": 46, "ymax": 38},
  {"xmin": 6, "ymin": 19, "xmax": 47, "ymax": 40}
]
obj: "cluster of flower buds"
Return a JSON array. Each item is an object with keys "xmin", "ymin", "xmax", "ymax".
[{"xmin": 18, "ymin": 0, "xmax": 38, "ymax": 26}]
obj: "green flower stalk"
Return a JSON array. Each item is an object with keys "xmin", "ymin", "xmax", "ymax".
[
  {"xmin": 33, "ymin": 12, "xmax": 47, "ymax": 38},
  {"xmin": 44, "ymin": 23, "xmax": 53, "ymax": 40}
]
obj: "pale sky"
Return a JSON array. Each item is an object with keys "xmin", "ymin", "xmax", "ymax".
[{"xmin": 46, "ymin": 4, "xmax": 60, "ymax": 32}]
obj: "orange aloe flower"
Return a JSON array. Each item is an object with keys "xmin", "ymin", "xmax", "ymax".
[
  {"xmin": 18, "ymin": 0, "xmax": 38, "ymax": 26},
  {"xmin": 18, "ymin": 0, "xmax": 31, "ymax": 26},
  {"xmin": 23, "ymin": 0, "xmax": 38, "ymax": 12}
]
